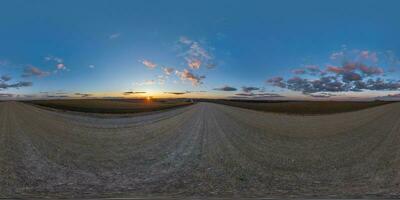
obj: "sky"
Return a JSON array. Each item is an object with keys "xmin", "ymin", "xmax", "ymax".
[{"xmin": 1, "ymin": 0, "xmax": 400, "ymax": 100}]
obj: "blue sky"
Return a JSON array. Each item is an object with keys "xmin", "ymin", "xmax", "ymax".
[{"xmin": 1, "ymin": 0, "xmax": 400, "ymax": 100}]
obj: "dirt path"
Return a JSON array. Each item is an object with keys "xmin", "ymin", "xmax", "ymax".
[{"xmin": 1, "ymin": 101, "xmax": 400, "ymax": 198}]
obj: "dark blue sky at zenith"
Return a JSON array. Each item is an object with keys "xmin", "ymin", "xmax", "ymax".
[{"xmin": 1, "ymin": 0, "xmax": 400, "ymax": 100}]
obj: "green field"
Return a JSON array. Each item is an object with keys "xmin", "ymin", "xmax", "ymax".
[{"xmin": 27, "ymin": 99, "xmax": 193, "ymax": 114}]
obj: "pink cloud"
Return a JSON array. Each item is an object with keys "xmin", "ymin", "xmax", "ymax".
[
  {"xmin": 56, "ymin": 63, "xmax": 66, "ymax": 70},
  {"xmin": 175, "ymin": 69, "xmax": 205, "ymax": 86},
  {"xmin": 357, "ymin": 64, "xmax": 384, "ymax": 76},
  {"xmin": 141, "ymin": 60, "xmax": 157, "ymax": 69},
  {"xmin": 187, "ymin": 59, "xmax": 201, "ymax": 69},
  {"xmin": 326, "ymin": 65, "xmax": 345, "ymax": 74},
  {"xmin": 359, "ymin": 50, "xmax": 378, "ymax": 63}
]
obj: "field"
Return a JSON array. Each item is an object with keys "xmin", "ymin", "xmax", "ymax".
[
  {"xmin": 27, "ymin": 99, "xmax": 193, "ymax": 114},
  {"xmin": 210, "ymin": 100, "xmax": 391, "ymax": 115},
  {"xmin": 1, "ymin": 101, "xmax": 400, "ymax": 198}
]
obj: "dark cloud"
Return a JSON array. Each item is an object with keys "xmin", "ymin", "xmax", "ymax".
[
  {"xmin": 0, "ymin": 93, "xmax": 14, "ymax": 97},
  {"xmin": 164, "ymin": 92, "xmax": 189, "ymax": 95},
  {"xmin": 164, "ymin": 90, "xmax": 207, "ymax": 95},
  {"xmin": 1, "ymin": 74, "xmax": 32, "ymax": 90},
  {"xmin": 47, "ymin": 95, "xmax": 70, "ymax": 98},
  {"xmin": 342, "ymin": 71, "xmax": 362, "ymax": 82},
  {"xmin": 242, "ymin": 86, "xmax": 259, "ymax": 93},
  {"xmin": 267, "ymin": 77, "xmax": 286, "ymax": 88},
  {"xmin": 292, "ymin": 65, "xmax": 325, "ymax": 76},
  {"xmin": 0, "ymin": 81, "xmax": 32, "ymax": 90},
  {"xmin": 364, "ymin": 78, "xmax": 400, "ymax": 91},
  {"xmin": 269, "ymin": 59, "xmax": 399, "ymax": 96},
  {"xmin": 22, "ymin": 66, "xmax": 50, "ymax": 77},
  {"xmin": 235, "ymin": 93, "xmax": 255, "ymax": 97},
  {"xmin": 269, "ymin": 75, "xmax": 400, "ymax": 95},
  {"xmin": 74, "ymin": 93, "xmax": 92, "ymax": 97},
  {"xmin": 235, "ymin": 92, "xmax": 283, "ymax": 97},
  {"xmin": 123, "ymin": 91, "xmax": 147, "ymax": 95},
  {"xmin": 214, "ymin": 85, "xmax": 237, "ymax": 91},
  {"xmin": 231, "ymin": 92, "xmax": 285, "ymax": 100},
  {"xmin": 1, "ymin": 75, "xmax": 11, "ymax": 82}
]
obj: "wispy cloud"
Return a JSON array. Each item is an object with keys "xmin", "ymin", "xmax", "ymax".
[
  {"xmin": 45, "ymin": 55, "xmax": 63, "ymax": 63},
  {"xmin": 359, "ymin": 50, "xmax": 378, "ymax": 63},
  {"xmin": 178, "ymin": 36, "xmax": 215, "ymax": 70},
  {"xmin": 163, "ymin": 67, "xmax": 174, "ymax": 75},
  {"xmin": 133, "ymin": 80, "xmax": 157, "ymax": 86},
  {"xmin": 291, "ymin": 65, "xmax": 325, "ymax": 76},
  {"xmin": 89, "ymin": 64, "xmax": 95, "ymax": 69},
  {"xmin": 56, "ymin": 63, "xmax": 66, "ymax": 70},
  {"xmin": 109, "ymin": 33, "xmax": 121, "ymax": 39},
  {"xmin": 22, "ymin": 66, "xmax": 50, "ymax": 77},
  {"xmin": 330, "ymin": 51, "xmax": 345, "ymax": 60},
  {"xmin": 46, "ymin": 95, "xmax": 70, "ymax": 98},
  {"xmin": 45, "ymin": 55, "xmax": 67, "ymax": 71},
  {"xmin": 140, "ymin": 59, "xmax": 157, "ymax": 69},
  {"xmin": 0, "ymin": 60, "xmax": 10, "ymax": 67}
]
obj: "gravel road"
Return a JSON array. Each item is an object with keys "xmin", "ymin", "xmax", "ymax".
[{"xmin": 1, "ymin": 101, "xmax": 400, "ymax": 198}]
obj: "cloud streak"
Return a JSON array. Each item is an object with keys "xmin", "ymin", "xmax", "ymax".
[
  {"xmin": 123, "ymin": 91, "xmax": 147, "ymax": 95},
  {"xmin": 109, "ymin": 33, "xmax": 121, "ymax": 39},
  {"xmin": 214, "ymin": 85, "xmax": 237, "ymax": 91},
  {"xmin": 141, "ymin": 59, "xmax": 157, "ymax": 69},
  {"xmin": 242, "ymin": 86, "xmax": 259, "ymax": 93},
  {"xmin": 164, "ymin": 92, "xmax": 189, "ymax": 95},
  {"xmin": 22, "ymin": 66, "xmax": 50, "ymax": 77},
  {"xmin": 74, "ymin": 93, "xmax": 92, "ymax": 98}
]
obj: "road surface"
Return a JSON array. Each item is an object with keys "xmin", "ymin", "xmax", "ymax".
[{"xmin": 1, "ymin": 101, "xmax": 400, "ymax": 198}]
